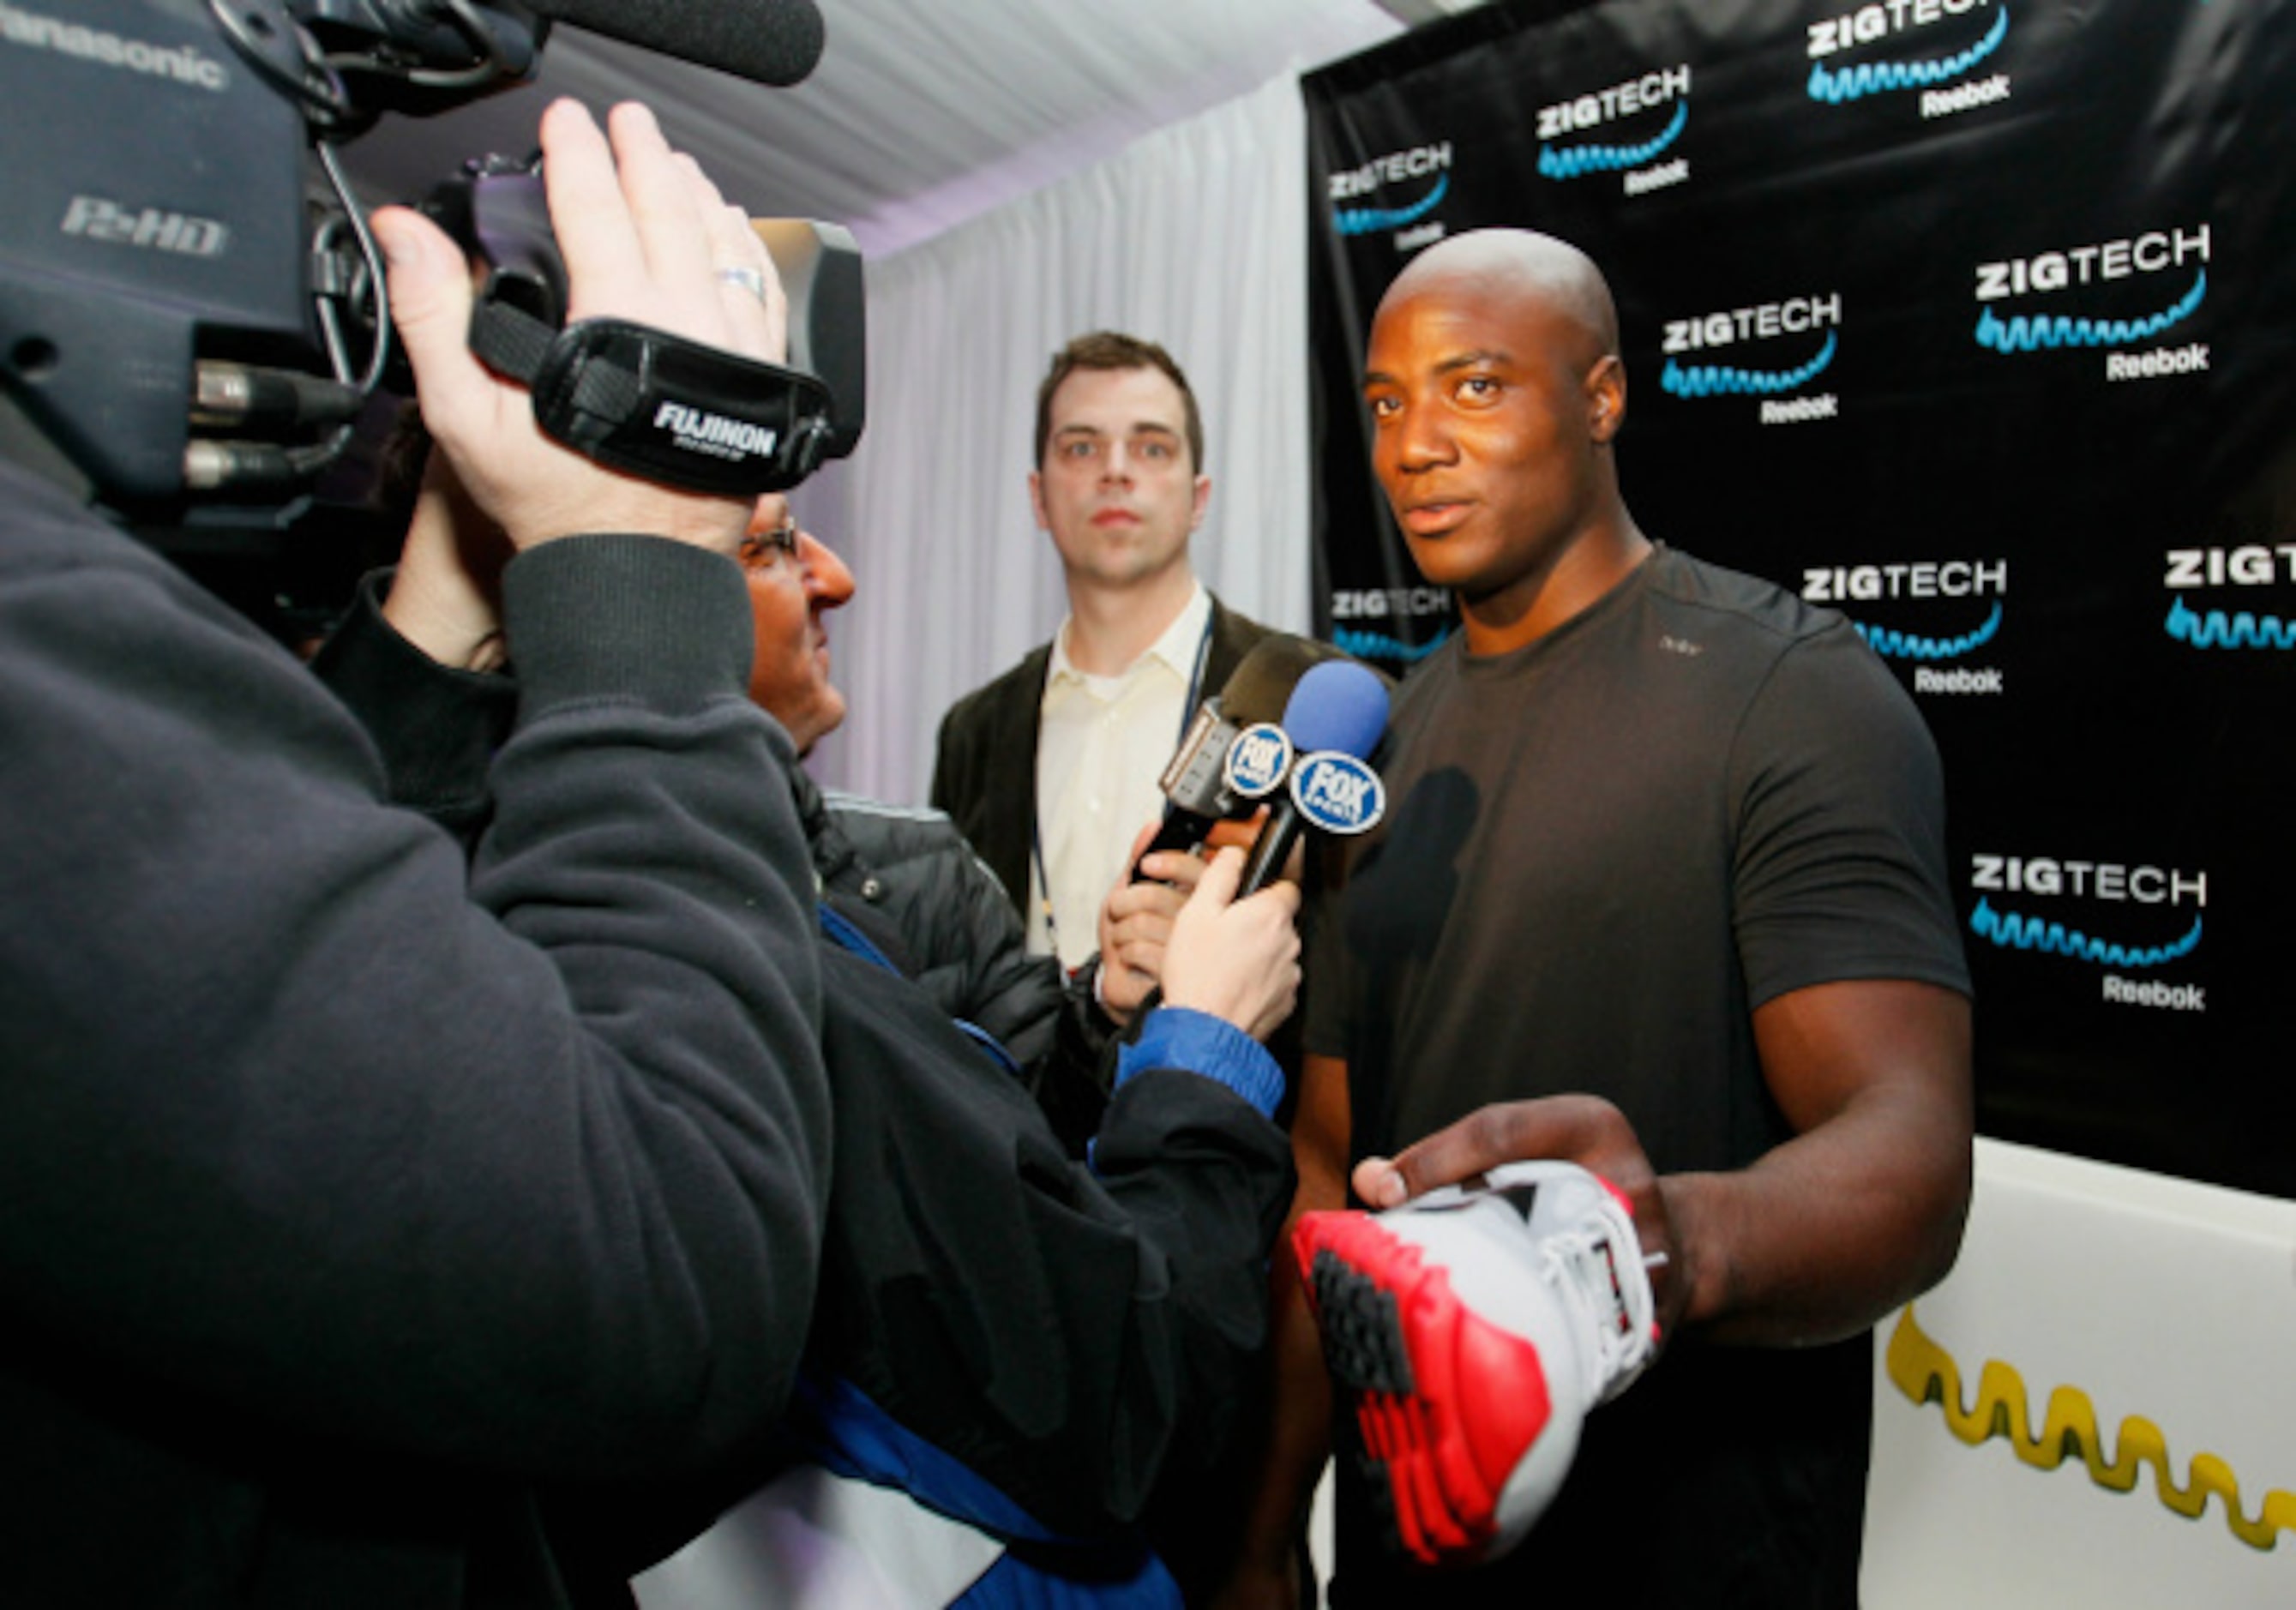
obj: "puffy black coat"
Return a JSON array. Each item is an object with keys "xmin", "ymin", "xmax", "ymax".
[{"xmin": 796, "ymin": 771, "xmax": 1120, "ymax": 1151}]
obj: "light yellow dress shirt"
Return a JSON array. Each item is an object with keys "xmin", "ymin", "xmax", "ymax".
[{"xmin": 1027, "ymin": 584, "xmax": 1213, "ymax": 970}]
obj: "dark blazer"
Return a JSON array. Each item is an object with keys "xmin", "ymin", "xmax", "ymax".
[{"xmin": 929, "ymin": 593, "xmax": 1277, "ymax": 916}]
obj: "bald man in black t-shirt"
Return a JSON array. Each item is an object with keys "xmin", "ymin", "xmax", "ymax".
[{"xmin": 1224, "ymin": 229, "xmax": 1972, "ymax": 1610}]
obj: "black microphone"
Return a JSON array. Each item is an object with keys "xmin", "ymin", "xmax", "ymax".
[
  {"xmin": 1133, "ymin": 634, "xmax": 1351, "ymax": 876},
  {"xmin": 1235, "ymin": 660, "xmax": 1391, "ymax": 898},
  {"xmin": 525, "ymin": 0, "xmax": 826, "ymax": 87}
]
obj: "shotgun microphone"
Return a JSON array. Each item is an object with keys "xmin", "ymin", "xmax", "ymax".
[{"xmin": 522, "ymin": 0, "xmax": 826, "ymax": 87}]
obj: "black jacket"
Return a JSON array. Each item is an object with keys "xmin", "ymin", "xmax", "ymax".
[
  {"xmin": 313, "ymin": 574, "xmax": 1296, "ymax": 1584},
  {"xmin": 799, "ymin": 775, "xmax": 1127, "ymax": 1151},
  {"xmin": 1, "ymin": 463, "xmax": 831, "ymax": 1609},
  {"xmin": 801, "ymin": 778, "xmax": 1065, "ymax": 1071}
]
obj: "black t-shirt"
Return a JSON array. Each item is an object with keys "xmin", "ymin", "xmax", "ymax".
[{"xmin": 1307, "ymin": 546, "xmax": 1968, "ymax": 1607}]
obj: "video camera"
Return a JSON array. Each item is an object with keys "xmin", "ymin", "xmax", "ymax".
[
  {"xmin": 420, "ymin": 153, "xmax": 863, "ymax": 497},
  {"xmin": 0, "ymin": 0, "xmax": 854, "ymax": 603}
]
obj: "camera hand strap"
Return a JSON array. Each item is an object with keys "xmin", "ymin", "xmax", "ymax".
[{"xmin": 467, "ymin": 292, "xmax": 836, "ymax": 496}]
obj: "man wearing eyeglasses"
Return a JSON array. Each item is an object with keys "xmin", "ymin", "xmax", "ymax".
[
  {"xmin": 321, "ymin": 456, "xmax": 1308, "ymax": 1606},
  {"xmin": 734, "ymin": 498, "xmax": 853, "ymax": 754},
  {"xmin": 732, "ymin": 495, "xmax": 1082, "ymax": 1083}
]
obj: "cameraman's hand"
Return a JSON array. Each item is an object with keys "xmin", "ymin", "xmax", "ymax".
[
  {"xmin": 1157, "ymin": 847, "xmax": 1301, "ymax": 1044},
  {"xmin": 382, "ymin": 452, "xmax": 511, "ymax": 670},
  {"xmin": 370, "ymin": 99, "xmax": 786, "ymax": 556}
]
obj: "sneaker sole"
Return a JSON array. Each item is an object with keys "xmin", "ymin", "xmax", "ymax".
[{"xmin": 1296, "ymin": 1211, "xmax": 1557, "ymax": 1567}]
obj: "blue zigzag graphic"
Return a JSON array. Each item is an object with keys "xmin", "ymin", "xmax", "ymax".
[
  {"xmin": 1968, "ymin": 898, "xmax": 2203, "ymax": 970},
  {"xmin": 1975, "ymin": 271, "xmax": 2206, "ymax": 354},
  {"xmin": 1662, "ymin": 331, "xmax": 1837, "ymax": 399},
  {"xmin": 1334, "ymin": 626, "xmax": 1451, "ymax": 664},
  {"xmin": 2166, "ymin": 595, "xmax": 2296, "ymax": 650},
  {"xmin": 1333, "ymin": 174, "xmax": 1450, "ymax": 237},
  {"xmin": 1808, "ymin": 7, "xmax": 2010, "ymax": 103},
  {"xmin": 1856, "ymin": 601, "xmax": 2004, "ymax": 660},
  {"xmin": 1537, "ymin": 102, "xmax": 1689, "ymax": 180}
]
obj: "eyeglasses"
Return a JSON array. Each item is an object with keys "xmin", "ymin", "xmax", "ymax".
[{"xmin": 740, "ymin": 514, "xmax": 801, "ymax": 570}]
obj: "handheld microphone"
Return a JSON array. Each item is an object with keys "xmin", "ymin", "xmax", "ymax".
[
  {"xmin": 522, "ymin": 0, "xmax": 826, "ymax": 87},
  {"xmin": 1132, "ymin": 634, "xmax": 1351, "ymax": 875},
  {"xmin": 1235, "ymin": 660, "xmax": 1390, "ymax": 897}
]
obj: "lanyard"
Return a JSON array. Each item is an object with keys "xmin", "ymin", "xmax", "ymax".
[{"xmin": 1029, "ymin": 610, "xmax": 1215, "ymax": 971}]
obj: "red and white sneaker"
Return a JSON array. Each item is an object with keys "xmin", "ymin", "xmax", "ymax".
[{"xmin": 1292, "ymin": 1160, "xmax": 1658, "ymax": 1568}]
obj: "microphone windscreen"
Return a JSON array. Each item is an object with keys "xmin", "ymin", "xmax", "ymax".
[
  {"xmin": 1218, "ymin": 634, "xmax": 1349, "ymax": 727},
  {"xmin": 1282, "ymin": 660, "xmax": 1390, "ymax": 760},
  {"xmin": 529, "ymin": 0, "xmax": 826, "ymax": 87}
]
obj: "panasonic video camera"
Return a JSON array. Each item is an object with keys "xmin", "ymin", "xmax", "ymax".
[{"xmin": 0, "ymin": 0, "xmax": 854, "ymax": 628}]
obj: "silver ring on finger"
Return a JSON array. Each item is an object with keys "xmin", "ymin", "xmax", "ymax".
[{"xmin": 715, "ymin": 264, "xmax": 768, "ymax": 302}]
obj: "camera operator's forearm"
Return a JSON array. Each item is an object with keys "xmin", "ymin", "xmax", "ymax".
[
  {"xmin": 310, "ymin": 569, "xmax": 513, "ymax": 851},
  {"xmin": 3, "ymin": 515, "xmax": 831, "ymax": 1479}
]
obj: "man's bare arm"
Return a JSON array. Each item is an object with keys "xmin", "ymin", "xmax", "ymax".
[{"xmin": 1354, "ymin": 979, "xmax": 1973, "ymax": 1347}]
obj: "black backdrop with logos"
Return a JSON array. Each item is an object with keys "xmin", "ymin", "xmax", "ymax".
[{"xmin": 1303, "ymin": 0, "xmax": 2296, "ymax": 1197}]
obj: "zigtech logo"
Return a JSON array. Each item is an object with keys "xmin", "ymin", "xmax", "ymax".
[
  {"xmin": 1806, "ymin": 0, "xmax": 2011, "ymax": 111},
  {"xmin": 2163, "ymin": 544, "xmax": 2296, "ymax": 652},
  {"xmin": 1329, "ymin": 143, "xmax": 1453, "ymax": 240},
  {"xmin": 1887, "ymin": 1307, "xmax": 2296, "ymax": 1551},
  {"xmin": 1329, "ymin": 626, "xmax": 1452, "ymax": 666},
  {"xmin": 1330, "ymin": 586, "xmax": 1454, "ymax": 666},
  {"xmin": 1973, "ymin": 225, "xmax": 2210, "ymax": 368},
  {"xmin": 1804, "ymin": 559, "xmax": 2007, "ymax": 688},
  {"xmin": 1536, "ymin": 66, "xmax": 1692, "ymax": 194},
  {"xmin": 1661, "ymin": 294, "xmax": 1841, "ymax": 424},
  {"xmin": 1968, "ymin": 851, "xmax": 2209, "ymax": 1011}
]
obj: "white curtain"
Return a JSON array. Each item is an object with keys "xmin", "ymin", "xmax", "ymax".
[{"xmin": 797, "ymin": 71, "xmax": 1314, "ymax": 805}]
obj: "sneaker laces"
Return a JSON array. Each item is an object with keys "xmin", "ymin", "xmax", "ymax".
[{"xmin": 1535, "ymin": 1189, "xmax": 1656, "ymax": 1404}]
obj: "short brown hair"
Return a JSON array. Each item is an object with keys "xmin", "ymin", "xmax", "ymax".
[{"xmin": 1033, "ymin": 331, "xmax": 1205, "ymax": 474}]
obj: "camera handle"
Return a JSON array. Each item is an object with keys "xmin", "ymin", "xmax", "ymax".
[{"xmin": 466, "ymin": 291, "xmax": 838, "ymax": 498}]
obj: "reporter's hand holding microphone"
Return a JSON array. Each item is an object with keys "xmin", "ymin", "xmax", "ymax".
[{"xmin": 1100, "ymin": 655, "xmax": 1391, "ymax": 1032}]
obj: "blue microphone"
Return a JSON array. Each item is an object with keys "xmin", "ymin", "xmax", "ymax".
[
  {"xmin": 1235, "ymin": 659, "xmax": 1390, "ymax": 896},
  {"xmin": 1133, "ymin": 634, "xmax": 1351, "ymax": 878}
]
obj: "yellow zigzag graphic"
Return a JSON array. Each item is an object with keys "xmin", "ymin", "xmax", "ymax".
[{"xmin": 1886, "ymin": 1306, "xmax": 2296, "ymax": 1552}]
